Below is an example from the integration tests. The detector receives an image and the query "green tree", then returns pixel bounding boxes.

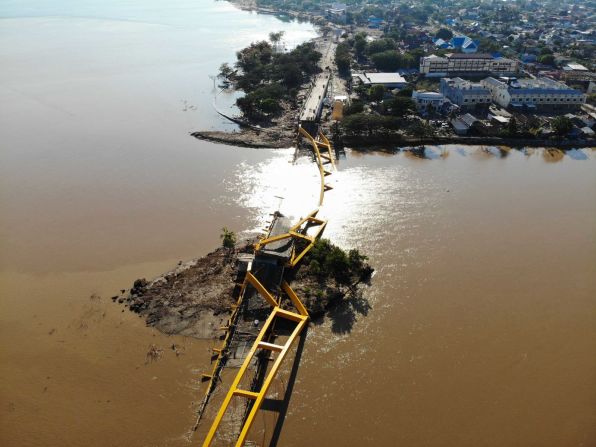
[551,116,573,136]
[335,42,351,74]
[538,54,555,65]
[370,50,402,71]
[435,28,453,40]
[370,50,415,71]
[341,113,370,134]
[326,246,351,285]
[366,38,396,55]
[539,47,553,55]
[354,32,367,57]
[341,113,398,135]
[218,63,234,79]
[348,249,367,274]
[507,116,518,136]
[410,121,435,138]
[260,98,281,114]
[387,96,416,117]
[268,31,284,45]
[397,86,413,97]
[220,227,236,249]
[236,84,284,118]
[343,99,365,115]
[369,84,386,101]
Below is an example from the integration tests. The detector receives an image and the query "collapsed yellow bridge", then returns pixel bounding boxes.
[199,128,335,447]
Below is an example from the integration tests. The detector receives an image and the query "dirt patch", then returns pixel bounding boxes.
[119,239,373,338]
[122,245,251,339]
[191,129,295,149]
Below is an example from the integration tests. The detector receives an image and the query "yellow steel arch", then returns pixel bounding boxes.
[200,128,334,447]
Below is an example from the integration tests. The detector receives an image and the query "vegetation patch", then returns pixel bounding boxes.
[219,35,322,121]
[287,239,374,331]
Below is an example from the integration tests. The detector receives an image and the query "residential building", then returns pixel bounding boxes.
[367,16,383,29]
[450,113,481,135]
[354,72,408,89]
[420,54,518,77]
[326,3,347,24]
[562,63,596,82]
[411,91,448,113]
[480,77,586,109]
[440,77,491,108]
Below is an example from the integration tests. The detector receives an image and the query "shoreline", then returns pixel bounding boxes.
[191,130,295,149]
[227,0,316,22]
[343,134,596,149]
[195,3,594,152]
[193,128,595,150]
[192,0,333,148]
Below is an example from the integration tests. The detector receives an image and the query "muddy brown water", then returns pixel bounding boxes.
[2,2,596,447]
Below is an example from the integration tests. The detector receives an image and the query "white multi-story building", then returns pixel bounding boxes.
[420,53,518,77]
[440,77,491,108]
[326,3,347,23]
[480,77,587,109]
[411,91,448,113]
[354,72,408,89]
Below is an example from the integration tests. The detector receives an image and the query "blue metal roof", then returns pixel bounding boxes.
[451,36,467,47]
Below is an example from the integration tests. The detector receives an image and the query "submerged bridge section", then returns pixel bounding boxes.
[198,128,336,447]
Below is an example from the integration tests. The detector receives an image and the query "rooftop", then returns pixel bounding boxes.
[448,53,494,59]
[358,72,407,85]
[412,91,444,99]
[564,63,589,71]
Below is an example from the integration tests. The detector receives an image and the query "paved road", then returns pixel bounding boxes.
[299,39,335,123]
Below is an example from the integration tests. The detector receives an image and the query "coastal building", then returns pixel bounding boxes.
[420,53,518,78]
[411,91,448,113]
[480,77,586,110]
[440,77,492,109]
[450,113,481,135]
[354,72,408,89]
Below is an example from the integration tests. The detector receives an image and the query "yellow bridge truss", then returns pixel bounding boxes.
[200,128,335,447]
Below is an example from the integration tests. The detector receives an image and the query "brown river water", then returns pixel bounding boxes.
[1,2,595,446]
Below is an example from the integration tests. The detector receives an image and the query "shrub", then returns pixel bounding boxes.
[551,116,573,136]
[304,239,372,286]
[220,227,236,249]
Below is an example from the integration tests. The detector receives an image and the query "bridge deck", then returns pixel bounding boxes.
[299,74,330,123]
[259,214,293,261]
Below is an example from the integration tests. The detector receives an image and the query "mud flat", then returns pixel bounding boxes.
[191,130,295,149]
[121,245,246,339]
